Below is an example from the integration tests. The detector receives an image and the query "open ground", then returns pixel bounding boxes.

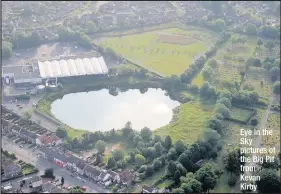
[97,27,216,76]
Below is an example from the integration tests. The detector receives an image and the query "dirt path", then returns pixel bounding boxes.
[231,95,274,193]
[247,96,274,170]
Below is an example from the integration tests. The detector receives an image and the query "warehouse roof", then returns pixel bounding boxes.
[38,56,108,78]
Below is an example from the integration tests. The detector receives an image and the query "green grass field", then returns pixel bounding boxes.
[230,106,254,122]
[98,28,214,76]
[154,100,215,144]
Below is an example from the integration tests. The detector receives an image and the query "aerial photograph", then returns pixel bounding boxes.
[1,1,280,193]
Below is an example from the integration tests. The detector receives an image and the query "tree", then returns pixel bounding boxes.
[167,148,178,161]
[265,40,275,53]
[145,165,154,177]
[200,82,216,99]
[215,103,231,119]
[202,66,214,81]
[147,147,157,159]
[273,81,280,94]
[95,153,103,165]
[218,97,231,109]
[244,23,257,35]
[129,152,135,163]
[138,165,147,173]
[122,121,133,138]
[116,160,126,169]
[207,117,223,134]
[248,92,259,108]
[164,135,172,150]
[178,151,194,172]
[140,127,152,142]
[261,157,279,170]
[56,127,68,138]
[181,183,193,193]
[181,176,202,193]
[95,140,106,154]
[176,162,187,176]
[2,41,13,59]
[22,111,32,120]
[228,174,238,186]
[223,150,240,174]
[112,149,124,162]
[174,140,186,155]
[166,160,177,177]
[153,158,162,171]
[247,57,262,67]
[61,177,65,185]
[135,154,145,167]
[257,169,281,193]
[174,170,181,185]
[218,90,232,101]
[214,19,226,32]
[257,39,263,48]
[250,118,258,126]
[86,21,98,33]
[259,25,279,39]
[107,157,116,168]
[44,168,54,178]
[154,142,162,156]
[172,188,185,193]
[208,59,218,70]
[195,163,218,193]
[269,67,280,82]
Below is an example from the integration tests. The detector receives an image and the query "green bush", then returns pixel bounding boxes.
[228,174,238,186]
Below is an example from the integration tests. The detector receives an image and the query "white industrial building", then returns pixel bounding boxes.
[37,56,108,79]
[2,56,109,87]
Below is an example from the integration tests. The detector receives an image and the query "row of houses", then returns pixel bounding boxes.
[38,145,135,188]
[1,107,62,147]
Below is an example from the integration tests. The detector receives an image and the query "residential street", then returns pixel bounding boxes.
[2,137,109,193]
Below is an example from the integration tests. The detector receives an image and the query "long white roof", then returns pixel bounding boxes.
[38,56,108,78]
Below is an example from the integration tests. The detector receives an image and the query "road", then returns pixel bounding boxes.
[2,137,109,193]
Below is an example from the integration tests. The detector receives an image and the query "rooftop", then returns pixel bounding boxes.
[2,64,41,81]
[38,134,61,145]
[38,56,108,79]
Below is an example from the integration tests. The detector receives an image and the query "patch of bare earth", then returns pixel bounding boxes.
[104,143,121,155]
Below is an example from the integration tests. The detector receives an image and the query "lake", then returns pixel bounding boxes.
[51,88,180,132]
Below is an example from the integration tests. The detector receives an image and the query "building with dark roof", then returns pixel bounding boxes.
[2,64,42,86]
[84,165,101,181]
[19,129,38,143]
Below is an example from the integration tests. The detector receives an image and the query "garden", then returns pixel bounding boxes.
[17,160,38,175]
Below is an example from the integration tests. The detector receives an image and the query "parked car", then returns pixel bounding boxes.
[82,179,87,183]
[76,177,82,180]
[20,145,24,148]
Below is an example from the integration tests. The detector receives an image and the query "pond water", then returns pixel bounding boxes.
[51,88,180,132]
